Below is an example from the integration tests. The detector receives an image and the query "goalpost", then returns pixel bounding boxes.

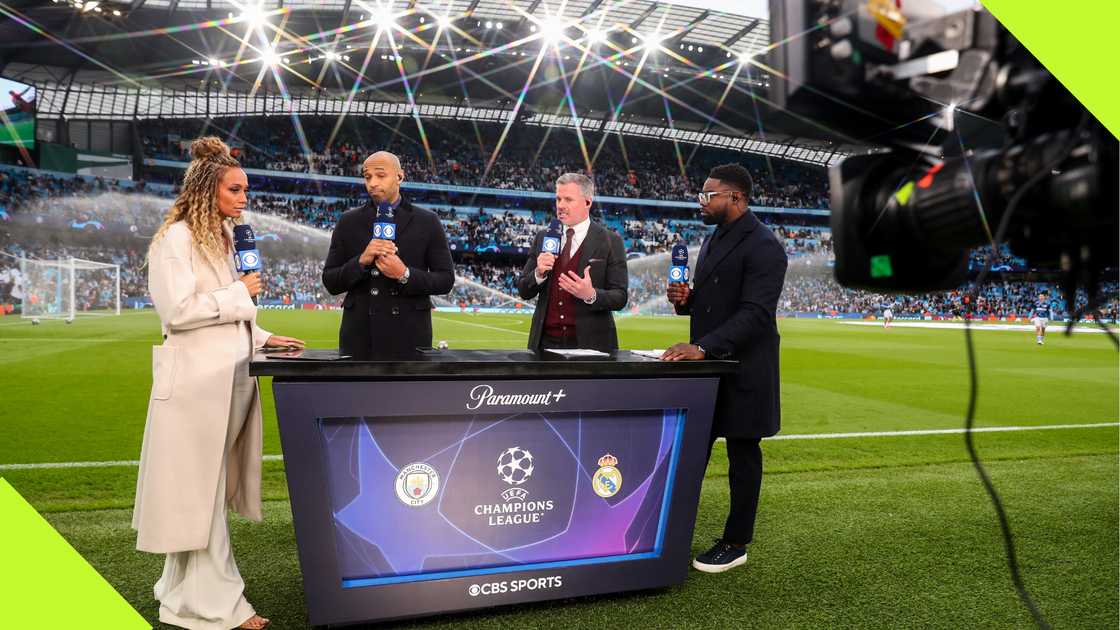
[19,257,121,321]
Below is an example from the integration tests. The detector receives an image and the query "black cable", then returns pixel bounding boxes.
[958,114,1092,630]
[961,316,1052,630]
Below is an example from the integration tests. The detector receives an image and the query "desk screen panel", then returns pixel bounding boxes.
[319,408,685,587]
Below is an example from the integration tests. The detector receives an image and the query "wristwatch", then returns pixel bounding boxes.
[398,267,411,284]
[695,344,706,358]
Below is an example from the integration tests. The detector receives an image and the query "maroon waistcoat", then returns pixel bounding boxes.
[543,241,584,339]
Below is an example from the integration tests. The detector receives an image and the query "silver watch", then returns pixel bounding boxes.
[398,267,410,284]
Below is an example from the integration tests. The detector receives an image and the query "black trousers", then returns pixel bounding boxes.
[706,435,763,545]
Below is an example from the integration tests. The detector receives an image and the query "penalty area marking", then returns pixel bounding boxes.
[3,423,1116,471]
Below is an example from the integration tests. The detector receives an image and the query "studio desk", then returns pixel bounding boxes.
[250,349,736,626]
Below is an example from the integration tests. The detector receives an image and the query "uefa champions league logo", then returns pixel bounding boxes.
[476,447,555,523]
[498,447,534,485]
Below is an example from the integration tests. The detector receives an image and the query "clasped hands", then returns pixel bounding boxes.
[537,252,596,302]
[360,239,407,280]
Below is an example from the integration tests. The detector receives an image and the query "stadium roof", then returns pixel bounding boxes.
[1,0,866,164]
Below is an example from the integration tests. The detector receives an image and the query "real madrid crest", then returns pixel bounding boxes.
[395,462,440,507]
[592,453,622,498]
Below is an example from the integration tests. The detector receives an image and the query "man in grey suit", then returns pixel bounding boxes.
[517,173,628,352]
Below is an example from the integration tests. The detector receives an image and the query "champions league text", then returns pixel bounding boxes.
[474,499,556,526]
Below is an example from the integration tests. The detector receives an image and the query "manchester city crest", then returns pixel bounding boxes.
[395,462,440,507]
[592,453,622,498]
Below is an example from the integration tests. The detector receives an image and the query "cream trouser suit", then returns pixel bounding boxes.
[154,320,257,630]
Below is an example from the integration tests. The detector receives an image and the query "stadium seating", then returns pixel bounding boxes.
[1,164,1115,320]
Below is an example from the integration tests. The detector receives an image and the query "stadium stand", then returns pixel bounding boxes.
[0,158,1114,320]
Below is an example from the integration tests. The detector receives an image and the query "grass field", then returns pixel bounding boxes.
[1,311,1116,629]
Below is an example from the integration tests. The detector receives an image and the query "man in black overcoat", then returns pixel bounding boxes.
[663,163,788,573]
[322,152,454,359]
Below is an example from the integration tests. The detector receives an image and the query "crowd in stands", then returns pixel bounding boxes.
[1,160,1115,320]
[140,117,831,208]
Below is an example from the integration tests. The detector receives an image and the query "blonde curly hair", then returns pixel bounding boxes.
[149,136,242,264]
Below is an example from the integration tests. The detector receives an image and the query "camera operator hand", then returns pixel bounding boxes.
[239,272,262,299]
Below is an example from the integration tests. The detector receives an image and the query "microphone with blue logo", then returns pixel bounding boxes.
[372,202,397,242]
[542,219,562,257]
[669,243,689,285]
[233,224,262,304]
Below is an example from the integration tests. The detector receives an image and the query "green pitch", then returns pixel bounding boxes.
[1,312,1116,628]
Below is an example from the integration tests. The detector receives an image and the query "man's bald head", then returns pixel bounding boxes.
[361,151,405,204]
[363,151,402,173]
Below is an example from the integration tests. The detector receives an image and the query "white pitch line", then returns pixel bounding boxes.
[0,454,285,471]
[718,422,1119,442]
[841,321,1111,334]
[432,315,528,336]
[2,424,1115,471]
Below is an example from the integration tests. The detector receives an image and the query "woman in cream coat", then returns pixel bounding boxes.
[133,137,303,630]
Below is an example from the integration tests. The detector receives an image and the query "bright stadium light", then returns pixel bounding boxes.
[539,16,566,44]
[240,2,268,30]
[260,46,280,67]
[738,50,753,65]
[370,4,395,30]
[586,29,607,44]
[641,31,664,51]
[436,14,451,29]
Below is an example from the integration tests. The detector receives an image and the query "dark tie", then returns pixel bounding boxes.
[560,228,575,265]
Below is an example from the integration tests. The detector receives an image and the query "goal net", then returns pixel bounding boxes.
[20,257,121,320]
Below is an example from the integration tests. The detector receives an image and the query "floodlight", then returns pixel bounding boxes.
[240,3,267,30]
[260,47,280,67]
[539,16,566,44]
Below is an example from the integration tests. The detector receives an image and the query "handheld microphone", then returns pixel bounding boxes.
[233,224,261,275]
[542,219,562,256]
[373,202,397,241]
[233,224,261,305]
[669,243,689,284]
